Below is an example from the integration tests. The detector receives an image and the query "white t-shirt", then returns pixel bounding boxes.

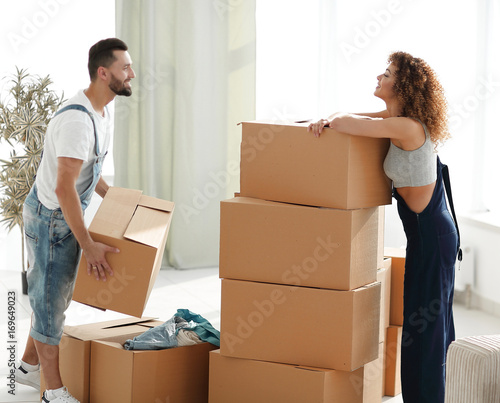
[35,90,111,209]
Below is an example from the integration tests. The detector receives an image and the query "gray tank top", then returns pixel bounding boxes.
[383,121,437,188]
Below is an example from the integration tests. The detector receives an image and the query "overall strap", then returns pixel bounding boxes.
[54,104,99,156]
[441,161,463,262]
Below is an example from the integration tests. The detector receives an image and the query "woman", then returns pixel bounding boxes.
[308,51,460,403]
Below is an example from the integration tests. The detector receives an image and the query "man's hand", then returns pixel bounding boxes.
[83,240,120,281]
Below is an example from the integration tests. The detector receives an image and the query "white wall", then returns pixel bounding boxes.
[0,0,116,176]
[459,216,500,313]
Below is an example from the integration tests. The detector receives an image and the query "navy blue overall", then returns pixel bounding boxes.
[393,156,460,403]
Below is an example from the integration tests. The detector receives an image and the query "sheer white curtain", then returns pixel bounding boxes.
[114,0,256,269]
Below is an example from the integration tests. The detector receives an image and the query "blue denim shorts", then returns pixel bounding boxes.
[23,187,81,345]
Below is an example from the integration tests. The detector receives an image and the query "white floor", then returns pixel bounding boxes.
[0,266,500,402]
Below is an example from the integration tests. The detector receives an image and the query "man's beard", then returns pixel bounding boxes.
[109,74,132,97]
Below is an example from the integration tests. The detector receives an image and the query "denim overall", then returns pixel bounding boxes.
[24,104,107,345]
[394,156,460,403]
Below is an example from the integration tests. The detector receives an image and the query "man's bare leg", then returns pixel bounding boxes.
[33,339,63,390]
[21,334,39,366]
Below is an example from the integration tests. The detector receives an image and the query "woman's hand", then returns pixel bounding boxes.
[307,118,331,138]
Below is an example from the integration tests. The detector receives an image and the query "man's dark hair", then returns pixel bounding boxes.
[88,38,128,81]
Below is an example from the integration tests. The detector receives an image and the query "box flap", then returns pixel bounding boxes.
[64,316,156,341]
[139,194,174,212]
[123,205,173,248]
[89,187,143,239]
[240,120,312,128]
[138,319,164,329]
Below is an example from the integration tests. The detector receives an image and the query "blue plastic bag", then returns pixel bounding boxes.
[124,309,220,350]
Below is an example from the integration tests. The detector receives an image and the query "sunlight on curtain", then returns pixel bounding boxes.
[115,0,256,269]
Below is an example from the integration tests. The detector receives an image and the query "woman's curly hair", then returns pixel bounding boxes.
[388,51,450,147]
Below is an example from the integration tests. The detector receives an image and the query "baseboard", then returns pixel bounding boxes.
[454,289,500,318]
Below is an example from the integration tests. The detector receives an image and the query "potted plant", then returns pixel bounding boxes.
[0,68,64,294]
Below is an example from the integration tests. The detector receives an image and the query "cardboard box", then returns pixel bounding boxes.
[385,325,402,396]
[239,121,392,209]
[377,258,392,343]
[220,197,379,290]
[72,187,174,317]
[362,342,385,402]
[209,350,366,403]
[90,335,217,403]
[40,317,161,403]
[384,247,406,326]
[220,279,380,371]
[377,207,385,268]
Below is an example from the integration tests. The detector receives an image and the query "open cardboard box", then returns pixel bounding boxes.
[209,350,366,403]
[220,197,380,290]
[220,279,381,371]
[384,247,406,326]
[385,325,403,396]
[40,317,162,403]
[377,258,392,343]
[72,187,174,317]
[363,342,385,402]
[89,335,217,403]
[239,120,392,209]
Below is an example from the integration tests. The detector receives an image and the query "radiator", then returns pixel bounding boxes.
[445,335,500,403]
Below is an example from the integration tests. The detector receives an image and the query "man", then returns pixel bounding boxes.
[16,38,135,403]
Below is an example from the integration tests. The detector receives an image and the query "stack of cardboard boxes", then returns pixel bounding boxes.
[209,121,395,402]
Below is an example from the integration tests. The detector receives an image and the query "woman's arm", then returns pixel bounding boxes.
[352,110,390,119]
[324,110,389,121]
[309,110,390,137]
[328,110,390,119]
[329,114,405,139]
[308,113,421,142]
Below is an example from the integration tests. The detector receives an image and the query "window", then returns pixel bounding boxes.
[256,0,498,214]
